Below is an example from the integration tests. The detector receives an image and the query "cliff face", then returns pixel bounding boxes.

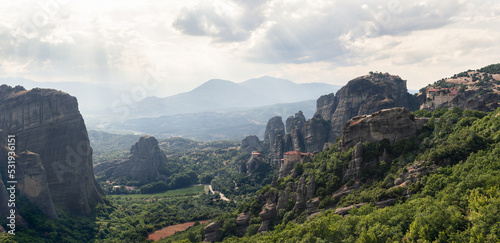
[263,116,285,167]
[263,116,285,146]
[317,73,412,140]
[94,135,164,181]
[16,151,57,219]
[340,108,428,151]
[0,85,103,217]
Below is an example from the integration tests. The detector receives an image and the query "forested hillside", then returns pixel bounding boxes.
[167,107,500,242]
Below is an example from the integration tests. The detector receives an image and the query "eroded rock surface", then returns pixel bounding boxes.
[0,85,103,217]
[94,135,164,181]
[340,108,428,151]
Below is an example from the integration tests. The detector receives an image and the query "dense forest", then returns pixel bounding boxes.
[167,107,500,242]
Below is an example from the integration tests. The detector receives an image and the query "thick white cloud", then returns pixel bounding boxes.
[172,0,269,42]
[0,0,499,95]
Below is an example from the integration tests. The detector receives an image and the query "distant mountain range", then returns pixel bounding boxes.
[109,76,341,119]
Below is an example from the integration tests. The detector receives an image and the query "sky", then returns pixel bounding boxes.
[0,0,499,97]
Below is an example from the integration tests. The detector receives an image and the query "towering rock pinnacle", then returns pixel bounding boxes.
[94,135,165,181]
[263,116,285,146]
[0,85,104,217]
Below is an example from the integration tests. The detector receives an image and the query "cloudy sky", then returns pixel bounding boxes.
[0,0,499,96]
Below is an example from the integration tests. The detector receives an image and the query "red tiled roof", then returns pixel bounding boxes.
[283,150,313,156]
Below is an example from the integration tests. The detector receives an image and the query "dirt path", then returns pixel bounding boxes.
[208,185,230,201]
[147,219,212,241]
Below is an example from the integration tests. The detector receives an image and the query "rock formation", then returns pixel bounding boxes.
[258,190,278,232]
[317,73,413,140]
[302,115,330,153]
[204,221,222,242]
[421,89,499,112]
[16,151,57,219]
[263,116,285,146]
[418,68,500,112]
[241,135,262,153]
[340,107,428,151]
[267,72,416,162]
[393,161,438,189]
[243,152,264,175]
[285,111,306,133]
[339,107,429,182]
[0,85,103,217]
[236,212,250,236]
[94,135,165,181]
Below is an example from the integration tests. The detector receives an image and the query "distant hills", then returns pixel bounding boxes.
[112,76,341,119]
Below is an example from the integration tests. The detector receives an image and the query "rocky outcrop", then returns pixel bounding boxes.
[0,85,103,217]
[276,185,291,211]
[94,135,164,181]
[422,89,499,112]
[334,203,367,216]
[293,175,307,211]
[306,175,315,200]
[241,135,262,153]
[204,221,222,243]
[263,116,285,146]
[393,161,438,189]
[286,111,306,133]
[343,142,363,181]
[236,212,250,236]
[315,93,338,122]
[316,73,413,141]
[340,107,428,151]
[268,134,284,167]
[266,73,414,159]
[16,151,57,219]
[302,115,330,153]
[306,197,320,212]
[245,152,264,175]
[258,203,277,232]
